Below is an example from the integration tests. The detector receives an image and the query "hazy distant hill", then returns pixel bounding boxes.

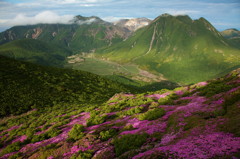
[221,28,240,49]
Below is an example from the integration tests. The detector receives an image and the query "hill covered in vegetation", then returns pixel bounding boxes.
[0,39,72,67]
[97,14,240,84]
[0,55,131,117]
[0,68,239,159]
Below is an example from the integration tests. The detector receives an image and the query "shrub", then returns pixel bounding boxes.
[9,152,23,159]
[0,142,22,156]
[31,133,49,143]
[123,124,135,131]
[99,129,117,141]
[70,150,93,159]
[149,102,159,109]
[117,106,144,117]
[198,80,235,97]
[137,108,165,121]
[87,112,107,126]
[158,95,174,105]
[46,127,62,138]
[113,133,148,156]
[223,89,240,113]
[68,124,85,141]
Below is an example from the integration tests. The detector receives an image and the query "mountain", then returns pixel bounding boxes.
[0,55,131,117]
[221,29,240,49]
[114,18,151,32]
[0,68,239,159]
[0,15,130,53]
[221,28,240,39]
[97,14,240,84]
[0,39,72,67]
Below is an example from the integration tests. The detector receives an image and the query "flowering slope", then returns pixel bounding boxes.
[0,69,240,159]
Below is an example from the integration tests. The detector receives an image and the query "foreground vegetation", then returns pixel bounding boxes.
[0,68,239,159]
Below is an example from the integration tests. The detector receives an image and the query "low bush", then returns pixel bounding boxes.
[87,112,107,126]
[113,133,148,156]
[137,108,165,121]
[0,142,22,156]
[70,150,93,159]
[198,80,235,97]
[68,124,85,141]
[99,129,117,141]
[117,106,144,117]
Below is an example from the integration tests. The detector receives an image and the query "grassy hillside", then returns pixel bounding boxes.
[0,55,131,117]
[0,39,72,67]
[0,68,239,159]
[97,14,240,84]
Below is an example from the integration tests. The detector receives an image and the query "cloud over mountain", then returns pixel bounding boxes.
[3,11,74,27]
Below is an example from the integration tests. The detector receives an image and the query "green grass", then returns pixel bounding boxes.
[67,57,139,76]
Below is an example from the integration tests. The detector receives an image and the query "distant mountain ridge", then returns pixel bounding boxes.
[0,15,131,53]
[221,28,240,49]
[221,28,240,39]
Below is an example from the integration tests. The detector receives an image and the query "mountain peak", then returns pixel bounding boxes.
[114,17,151,32]
[70,15,105,24]
[153,13,193,23]
[161,13,172,17]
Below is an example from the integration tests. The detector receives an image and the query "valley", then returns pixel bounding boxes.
[0,11,239,159]
[65,53,165,82]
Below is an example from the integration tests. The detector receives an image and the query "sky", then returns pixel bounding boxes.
[0,0,239,32]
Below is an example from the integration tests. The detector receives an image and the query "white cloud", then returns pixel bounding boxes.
[1,11,74,27]
[74,17,98,25]
[164,9,199,16]
[50,0,111,4]
[102,16,134,22]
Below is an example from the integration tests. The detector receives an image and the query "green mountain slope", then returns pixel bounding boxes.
[0,39,72,67]
[0,55,131,117]
[0,16,130,53]
[97,14,240,84]
[221,29,240,49]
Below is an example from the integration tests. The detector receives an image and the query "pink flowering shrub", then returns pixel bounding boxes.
[1,70,239,159]
[133,132,240,159]
[64,145,93,158]
[145,92,170,100]
[11,135,27,144]
[93,146,115,159]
